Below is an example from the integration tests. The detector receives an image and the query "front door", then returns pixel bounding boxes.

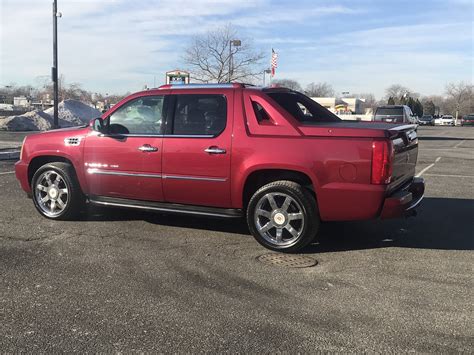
[84,95,167,201]
[162,93,233,208]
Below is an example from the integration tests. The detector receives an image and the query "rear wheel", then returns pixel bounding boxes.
[32,162,85,220]
[246,180,319,252]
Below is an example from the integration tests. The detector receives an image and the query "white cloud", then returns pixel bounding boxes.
[0,0,471,97]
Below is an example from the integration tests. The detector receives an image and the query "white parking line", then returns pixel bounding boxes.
[454,140,465,148]
[0,171,15,175]
[424,173,474,178]
[416,164,435,177]
[416,156,442,177]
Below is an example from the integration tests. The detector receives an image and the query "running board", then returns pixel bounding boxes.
[88,196,243,218]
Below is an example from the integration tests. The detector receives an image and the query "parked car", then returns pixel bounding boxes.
[418,115,434,126]
[15,84,425,252]
[461,114,474,126]
[373,105,418,124]
[433,115,455,126]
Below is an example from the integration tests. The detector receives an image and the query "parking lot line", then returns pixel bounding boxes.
[454,140,465,148]
[0,171,15,175]
[424,173,474,178]
[416,164,435,177]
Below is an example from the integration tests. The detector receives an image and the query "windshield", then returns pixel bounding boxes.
[421,116,432,121]
[464,116,474,120]
[265,91,340,123]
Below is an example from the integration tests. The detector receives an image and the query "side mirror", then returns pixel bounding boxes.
[90,117,104,132]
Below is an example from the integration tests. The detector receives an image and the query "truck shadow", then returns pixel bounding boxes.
[305,197,473,253]
[82,197,473,252]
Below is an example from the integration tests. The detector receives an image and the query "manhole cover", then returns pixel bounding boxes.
[257,253,317,268]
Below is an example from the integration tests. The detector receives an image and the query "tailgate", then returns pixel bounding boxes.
[388,125,418,192]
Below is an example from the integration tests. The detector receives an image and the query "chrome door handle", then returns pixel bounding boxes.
[138,144,159,152]
[204,147,226,154]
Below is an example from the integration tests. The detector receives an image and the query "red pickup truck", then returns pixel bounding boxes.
[15,84,424,252]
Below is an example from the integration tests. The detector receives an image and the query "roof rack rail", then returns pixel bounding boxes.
[158,83,244,90]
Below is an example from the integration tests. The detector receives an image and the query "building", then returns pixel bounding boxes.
[311,97,366,115]
[13,96,31,108]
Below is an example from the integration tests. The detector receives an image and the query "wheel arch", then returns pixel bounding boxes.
[241,168,318,210]
[27,155,85,191]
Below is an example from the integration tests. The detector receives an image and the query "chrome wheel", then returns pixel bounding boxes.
[254,192,305,247]
[34,170,69,217]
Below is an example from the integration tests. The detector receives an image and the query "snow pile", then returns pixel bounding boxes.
[0,100,101,131]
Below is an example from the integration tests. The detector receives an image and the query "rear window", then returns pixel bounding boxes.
[265,91,340,123]
[374,108,404,122]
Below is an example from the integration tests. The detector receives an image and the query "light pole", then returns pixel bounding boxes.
[52,0,62,129]
[228,39,241,83]
[262,69,271,86]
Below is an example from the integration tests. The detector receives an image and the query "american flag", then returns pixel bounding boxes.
[271,48,278,77]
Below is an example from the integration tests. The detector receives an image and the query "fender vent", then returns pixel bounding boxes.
[64,137,82,146]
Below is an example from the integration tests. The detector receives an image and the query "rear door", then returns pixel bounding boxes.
[162,92,233,207]
[84,95,167,201]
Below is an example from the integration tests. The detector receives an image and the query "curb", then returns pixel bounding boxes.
[0,150,20,161]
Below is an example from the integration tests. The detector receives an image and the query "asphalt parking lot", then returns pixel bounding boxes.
[0,126,473,352]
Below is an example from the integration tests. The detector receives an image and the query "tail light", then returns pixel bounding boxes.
[371,140,393,184]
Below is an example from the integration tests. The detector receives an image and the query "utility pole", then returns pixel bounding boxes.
[228,40,241,83]
[52,0,61,129]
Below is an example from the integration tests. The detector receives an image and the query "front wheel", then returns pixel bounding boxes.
[246,180,320,252]
[32,162,85,220]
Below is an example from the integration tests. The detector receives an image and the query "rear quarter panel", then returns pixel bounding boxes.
[231,91,386,220]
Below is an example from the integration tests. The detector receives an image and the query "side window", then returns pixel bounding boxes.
[252,101,271,123]
[172,94,227,136]
[109,96,165,135]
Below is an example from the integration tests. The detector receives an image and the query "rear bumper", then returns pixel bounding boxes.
[380,177,425,219]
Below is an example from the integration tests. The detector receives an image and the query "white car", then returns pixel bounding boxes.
[433,115,455,126]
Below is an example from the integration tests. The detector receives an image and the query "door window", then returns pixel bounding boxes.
[108,96,165,135]
[171,95,227,136]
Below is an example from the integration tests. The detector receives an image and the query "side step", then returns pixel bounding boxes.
[88,195,243,219]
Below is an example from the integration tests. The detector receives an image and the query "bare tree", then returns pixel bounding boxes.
[305,82,335,97]
[444,82,473,120]
[271,79,302,91]
[385,84,410,101]
[183,24,265,83]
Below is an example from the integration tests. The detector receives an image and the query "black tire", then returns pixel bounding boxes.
[246,180,319,252]
[31,162,85,220]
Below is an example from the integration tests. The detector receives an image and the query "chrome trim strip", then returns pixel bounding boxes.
[87,168,162,178]
[89,200,239,218]
[163,134,215,138]
[163,174,227,182]
[87,168,227,182]
[98,133,215,138]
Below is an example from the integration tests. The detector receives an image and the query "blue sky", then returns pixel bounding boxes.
[0,0,472,98]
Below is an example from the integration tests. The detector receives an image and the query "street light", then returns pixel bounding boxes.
[228,39,241,83]
[52,0,62,129]
[263,69,271,86]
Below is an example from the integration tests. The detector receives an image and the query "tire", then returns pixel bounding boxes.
[31,162,85,220]
[246,180,320,252]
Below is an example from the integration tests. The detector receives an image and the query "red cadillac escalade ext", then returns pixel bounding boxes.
[15,83,424,252]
